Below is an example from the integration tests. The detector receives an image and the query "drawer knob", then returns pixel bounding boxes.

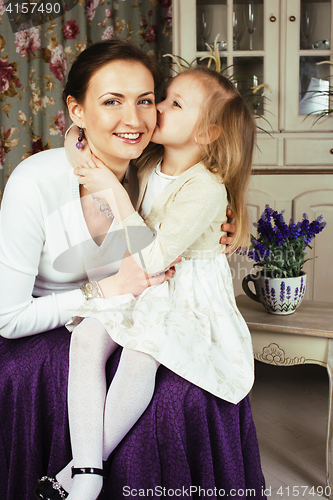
[330,148,333,154]
[289,15,296,22]
[270,15,276,22]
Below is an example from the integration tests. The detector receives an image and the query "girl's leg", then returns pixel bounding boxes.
[57,330,159,498]
[60,318,118,500]
[102,348,160,460]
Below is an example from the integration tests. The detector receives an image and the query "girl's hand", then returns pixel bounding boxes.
[221,208,237,254]
[74,156,118,195]
[98,252,182,298]
[75,155,135,223]
[64,124,96,169]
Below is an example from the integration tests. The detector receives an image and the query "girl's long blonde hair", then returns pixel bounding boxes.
[187,66,256,254]
[138,66,256,254]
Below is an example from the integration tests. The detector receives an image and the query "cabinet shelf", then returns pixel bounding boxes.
[195,51,266,56]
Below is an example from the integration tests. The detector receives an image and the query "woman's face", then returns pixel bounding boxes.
[73,60,157,170]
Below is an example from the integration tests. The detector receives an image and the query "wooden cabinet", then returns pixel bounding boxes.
[173,0,333,301]
[284,0,333,133]
[173,0,333,134]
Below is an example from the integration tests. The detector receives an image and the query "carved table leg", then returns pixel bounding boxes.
[326,338,333,497]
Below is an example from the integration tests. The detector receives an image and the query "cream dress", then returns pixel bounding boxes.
[67,162,254,405]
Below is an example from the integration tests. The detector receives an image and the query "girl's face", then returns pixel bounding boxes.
[71,60,156,169]
[152,73,205,150]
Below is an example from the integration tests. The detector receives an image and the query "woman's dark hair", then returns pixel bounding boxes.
[63,39,163,106]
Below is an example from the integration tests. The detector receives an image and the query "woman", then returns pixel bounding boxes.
[0,40,265,500]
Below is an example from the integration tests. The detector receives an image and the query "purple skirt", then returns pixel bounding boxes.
[0,327,266,500]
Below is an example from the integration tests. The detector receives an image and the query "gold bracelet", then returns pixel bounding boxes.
[81,281,104,300]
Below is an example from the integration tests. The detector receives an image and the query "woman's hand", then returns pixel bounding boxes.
[64,124,96,169]
[74,156,118,195]
[221,208,237,254]
[98,252,181,298]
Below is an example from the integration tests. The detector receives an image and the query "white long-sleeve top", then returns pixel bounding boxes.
[0,148,136,339]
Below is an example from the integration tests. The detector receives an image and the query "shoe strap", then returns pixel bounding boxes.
[71,467,105,478]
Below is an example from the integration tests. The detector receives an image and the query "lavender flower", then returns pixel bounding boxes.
[247,205,327,278]
[300,276,304,295]
[288,219,301,240]
[264,279,270,299]
[280,281,285,301]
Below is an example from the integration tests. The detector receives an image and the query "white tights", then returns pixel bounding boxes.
[56,318,159,500]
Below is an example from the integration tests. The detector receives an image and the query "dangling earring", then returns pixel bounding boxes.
[76,127,85,149]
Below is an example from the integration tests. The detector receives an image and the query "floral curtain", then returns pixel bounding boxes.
[0,0,172,197]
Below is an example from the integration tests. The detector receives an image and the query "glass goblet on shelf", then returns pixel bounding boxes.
[245,1,256,51]
[233,7,244,50]
[197,9,212,51]
[301,4,314,49]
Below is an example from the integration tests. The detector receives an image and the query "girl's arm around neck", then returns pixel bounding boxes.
[118,168,228,275]
[104,181,135,223]
[74,156,135,223]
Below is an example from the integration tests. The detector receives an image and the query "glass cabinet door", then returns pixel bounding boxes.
[285,0,333,131]
[193,0,279,131]
[195,0,265,52]
[174,0,333,135]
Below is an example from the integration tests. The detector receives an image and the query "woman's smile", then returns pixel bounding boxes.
[114,132,143,144]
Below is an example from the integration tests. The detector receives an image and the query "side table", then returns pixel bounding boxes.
[236,295,333,494]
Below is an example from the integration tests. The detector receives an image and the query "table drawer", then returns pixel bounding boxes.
[285,139,333,166]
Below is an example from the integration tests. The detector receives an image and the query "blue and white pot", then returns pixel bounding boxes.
[242,272,306,315]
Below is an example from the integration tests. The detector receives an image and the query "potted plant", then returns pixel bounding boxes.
[242,205,326,315]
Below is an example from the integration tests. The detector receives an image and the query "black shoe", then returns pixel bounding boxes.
[34,476,68,500]
[71,466,105,478]
[71,466,106,494]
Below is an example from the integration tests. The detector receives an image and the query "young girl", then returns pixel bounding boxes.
[40,66,256,500]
